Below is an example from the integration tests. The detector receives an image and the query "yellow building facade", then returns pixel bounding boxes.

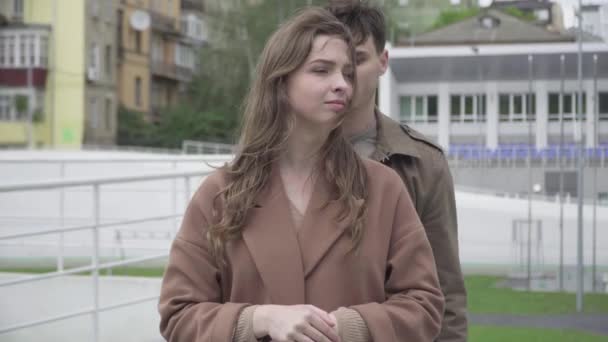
[118,0,186,122]
[0,0,85,148]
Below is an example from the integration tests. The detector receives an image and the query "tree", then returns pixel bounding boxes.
[431,7,480,30]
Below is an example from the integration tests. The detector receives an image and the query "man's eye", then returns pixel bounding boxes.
[356,57,367,65]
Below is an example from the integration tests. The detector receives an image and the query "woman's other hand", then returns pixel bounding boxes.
[253,304,340,342]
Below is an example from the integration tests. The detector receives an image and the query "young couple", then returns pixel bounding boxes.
[159,1,467,341]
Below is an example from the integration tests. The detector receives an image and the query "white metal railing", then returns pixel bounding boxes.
[0,169,216,341]
[182,140,234,154]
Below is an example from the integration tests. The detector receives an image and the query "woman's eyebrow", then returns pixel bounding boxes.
[307,59,336,66]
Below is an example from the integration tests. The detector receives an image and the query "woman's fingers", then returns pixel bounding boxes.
[307,313,339,342]
[309,305,335,327]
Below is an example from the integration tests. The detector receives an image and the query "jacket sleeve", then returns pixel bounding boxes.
[350,185,445,342]
[158,180,250,341]
[423,154,468,342]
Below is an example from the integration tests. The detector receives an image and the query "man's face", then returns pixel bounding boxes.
[351,36,388,111]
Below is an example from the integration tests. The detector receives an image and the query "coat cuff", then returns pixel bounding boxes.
[333,307,372,342]
[233,305,259,342]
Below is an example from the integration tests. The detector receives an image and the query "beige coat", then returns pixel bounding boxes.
[158,158,444,341]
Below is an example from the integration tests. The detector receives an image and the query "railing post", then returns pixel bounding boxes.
[171,161,178,233]
[92,184,100,342]
[184,176,191,204]
[58,161,65,272]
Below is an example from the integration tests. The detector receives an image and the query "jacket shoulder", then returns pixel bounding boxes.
[191,167,229,207]
[362,158,406,192]
[399,123,445,155]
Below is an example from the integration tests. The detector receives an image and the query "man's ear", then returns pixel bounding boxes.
[379,49,389,76]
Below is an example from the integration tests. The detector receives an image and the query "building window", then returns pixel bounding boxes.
[399,95,437,123]
[534,9,550,21]
[135,76,142,107]
[135,31,142,53]
[599,92,608,121]
[90,97,98,128]
[19,35,27,66]
[152,38,163,62]
[451,93,486,122]
[40,35,48,67]
[0,36,5,66]
[548,92,587,121]
[13,0,24,21]
[105,97,112,130]
[90,43,99,72]
[105,45,112,78]
[7,36,15,66]
[28,34,35,65]
[0,95,12,121]
[499,93,535,122]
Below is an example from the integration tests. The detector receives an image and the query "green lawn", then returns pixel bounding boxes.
[1,268,607,315]
[2,268,608,340]
[469,326,608,342]
[466,275,608,315]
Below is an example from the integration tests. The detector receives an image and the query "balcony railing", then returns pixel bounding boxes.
[181,0,205,12]
[149,10,179,35]
[151,59,193,82]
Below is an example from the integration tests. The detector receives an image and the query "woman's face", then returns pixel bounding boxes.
[286,35,354,130]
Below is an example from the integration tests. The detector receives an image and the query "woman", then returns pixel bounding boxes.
[158,7,444,342]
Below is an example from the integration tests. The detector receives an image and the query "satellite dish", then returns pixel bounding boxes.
[130,10,150,31]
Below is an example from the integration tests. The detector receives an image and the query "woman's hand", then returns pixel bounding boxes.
[253,304,340,342]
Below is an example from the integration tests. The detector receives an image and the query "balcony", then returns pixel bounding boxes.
[149,11,180,35]
[0,68,48,88]
[182,0,205,12]
[0,26,51,86]
[151,59,192,82]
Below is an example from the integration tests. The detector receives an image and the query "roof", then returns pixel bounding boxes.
[399,9,572,46]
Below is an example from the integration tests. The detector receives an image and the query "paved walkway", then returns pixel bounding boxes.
[470,313,608,336]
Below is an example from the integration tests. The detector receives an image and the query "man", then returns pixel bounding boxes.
[327,1,468,341]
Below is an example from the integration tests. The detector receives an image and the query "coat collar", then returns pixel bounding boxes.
[371,109,421,161]
[241,165,350,304]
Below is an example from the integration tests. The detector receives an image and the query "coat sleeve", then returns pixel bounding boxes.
[158,178,250,341]
[422,154,468,342]
[350,185,445,342]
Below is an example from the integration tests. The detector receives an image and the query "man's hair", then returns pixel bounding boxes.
[326,0,386,53]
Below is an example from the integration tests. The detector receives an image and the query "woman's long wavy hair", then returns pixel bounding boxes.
[208,7,369,261]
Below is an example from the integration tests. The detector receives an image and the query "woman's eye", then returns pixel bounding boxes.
[312,68,328,74]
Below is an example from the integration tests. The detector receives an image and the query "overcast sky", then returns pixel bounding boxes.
[478,0,608,28]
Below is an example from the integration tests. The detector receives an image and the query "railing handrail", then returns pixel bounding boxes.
[0,154,233,163]
[0,253,169,288]
[0,162,216,339]
[0,169,211,192]
[0,213,181,240]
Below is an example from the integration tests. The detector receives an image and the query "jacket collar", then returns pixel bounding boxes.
[371,108,421,161]
[241,165,350,304]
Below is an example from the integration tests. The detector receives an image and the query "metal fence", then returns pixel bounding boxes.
[181,140,234,154]
[0,165,222,341]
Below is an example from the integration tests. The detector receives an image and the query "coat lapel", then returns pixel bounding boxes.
[241,168,306,305]
[296,174,350,278]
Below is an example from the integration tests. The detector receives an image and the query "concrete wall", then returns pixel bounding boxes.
[451,165,608,201]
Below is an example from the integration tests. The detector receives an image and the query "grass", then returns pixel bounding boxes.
[466,275,608,315]
[2,268,607,340]
[469,326,608,342]
[2,266,607,314]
